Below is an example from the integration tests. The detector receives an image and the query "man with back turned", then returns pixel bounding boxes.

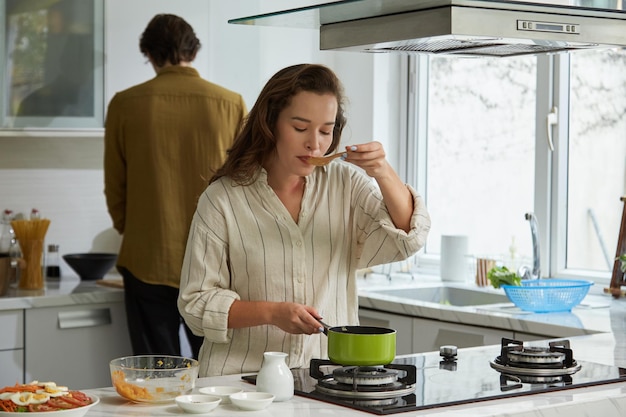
[104,14,247,358]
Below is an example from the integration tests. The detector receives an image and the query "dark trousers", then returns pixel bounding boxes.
[119,267,204,359]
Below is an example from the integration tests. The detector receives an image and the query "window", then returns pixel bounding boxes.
[410,55,537,275]
[0,0,104,129]
[407,49,626,286]
[566,49,626,274]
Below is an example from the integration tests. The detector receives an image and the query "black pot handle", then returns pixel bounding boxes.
[317,319,330,335]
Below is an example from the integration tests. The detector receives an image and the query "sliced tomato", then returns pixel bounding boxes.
[58,393,92,407]
[29,403,61,412]
[67,391,91,403]
[47,397,79,409]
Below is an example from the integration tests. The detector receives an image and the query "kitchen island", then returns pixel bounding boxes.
[81,333,626,417]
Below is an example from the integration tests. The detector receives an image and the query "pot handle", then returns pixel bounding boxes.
[317,319,330,335]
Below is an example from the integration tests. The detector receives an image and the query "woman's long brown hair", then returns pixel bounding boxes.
[210,64,347,185]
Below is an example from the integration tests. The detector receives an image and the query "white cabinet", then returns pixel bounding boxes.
[0,1,104,129]
[0,310,24,385]
[411,317,514,353]
[25,301,132,389]
[514,332,554,341]
[359,308,414,355]
[359,308,515,354]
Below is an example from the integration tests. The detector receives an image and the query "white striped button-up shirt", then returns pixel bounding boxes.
[178,161,430,376]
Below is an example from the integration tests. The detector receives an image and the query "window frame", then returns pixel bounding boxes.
[402,53,611,289]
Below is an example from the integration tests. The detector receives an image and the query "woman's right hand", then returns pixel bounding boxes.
[228,300,322,334]
[271,302,323,335]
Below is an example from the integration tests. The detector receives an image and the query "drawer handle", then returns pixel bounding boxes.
[57,308,112,329]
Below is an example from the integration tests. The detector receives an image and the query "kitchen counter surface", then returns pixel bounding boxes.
[357,274,622,338]
[82,333,626,417]
[1,271,618,341]
[5,272,626,415]
[0,275,124,310]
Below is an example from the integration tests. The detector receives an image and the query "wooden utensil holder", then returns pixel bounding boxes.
[18,239,44,290]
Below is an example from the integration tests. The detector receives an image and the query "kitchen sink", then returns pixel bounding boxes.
[372,286,510,306]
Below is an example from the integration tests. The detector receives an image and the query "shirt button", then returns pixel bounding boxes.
[296,241,302,247]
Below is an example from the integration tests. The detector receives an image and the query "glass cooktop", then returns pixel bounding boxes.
[243,345,626,415]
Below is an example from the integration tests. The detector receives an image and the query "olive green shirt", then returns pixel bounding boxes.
[104,66,246,288]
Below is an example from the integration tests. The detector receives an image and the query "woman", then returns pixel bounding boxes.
[178,63,430,376]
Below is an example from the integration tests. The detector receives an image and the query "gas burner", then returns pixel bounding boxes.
[507,346,567,367]
[490,338,581,379]
[310,359,416,400]
[498,372,573,391]
[333,366,400,385]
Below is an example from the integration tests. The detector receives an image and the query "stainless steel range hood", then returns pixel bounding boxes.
[229,0,626,57]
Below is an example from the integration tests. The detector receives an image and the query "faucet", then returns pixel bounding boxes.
[518,212,541,280]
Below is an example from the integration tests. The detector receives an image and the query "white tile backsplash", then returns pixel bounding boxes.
[0,136,120,278]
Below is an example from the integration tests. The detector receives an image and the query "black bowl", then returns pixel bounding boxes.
[63,253,118,280]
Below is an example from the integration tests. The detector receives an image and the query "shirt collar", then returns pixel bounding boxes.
[156,66,200,78]
[256,167,317,187]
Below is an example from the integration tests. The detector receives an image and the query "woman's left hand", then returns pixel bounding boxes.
[342,141,393,180]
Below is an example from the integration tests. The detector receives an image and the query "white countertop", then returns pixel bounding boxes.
[5,271,626,415]
[81,333,626,417]
[0,275,124,309]
[357,274,620,338]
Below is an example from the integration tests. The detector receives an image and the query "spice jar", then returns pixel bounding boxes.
[46,244,61,279]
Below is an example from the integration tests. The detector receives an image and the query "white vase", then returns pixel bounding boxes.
[256,351,294,402]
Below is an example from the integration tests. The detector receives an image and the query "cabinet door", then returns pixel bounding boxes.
[359,308,414,355]
[0,350,23,386]
[25,302,132,389]
[0,309,24,385]
[514,332,553,341]
[411,318,514,353]
[0,309,23,350]
[1,0,105,129]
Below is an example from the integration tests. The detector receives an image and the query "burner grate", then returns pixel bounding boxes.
[492,338,581,377]
[310,359,416,400]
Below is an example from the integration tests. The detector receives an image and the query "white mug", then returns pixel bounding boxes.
[440,235,469,282]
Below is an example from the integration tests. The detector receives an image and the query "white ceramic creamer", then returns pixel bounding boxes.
[256,351,294,402]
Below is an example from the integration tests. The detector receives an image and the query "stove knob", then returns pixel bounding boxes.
[439,360,458,371]
[439,345,458,360]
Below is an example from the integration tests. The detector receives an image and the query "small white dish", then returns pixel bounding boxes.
[175,394,221,414]
[198,386,243,404]
[229,392,275,411]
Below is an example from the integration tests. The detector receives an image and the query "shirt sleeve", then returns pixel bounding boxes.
[103,94,127,234]
[352,172,431,268]
[177,188,240,344]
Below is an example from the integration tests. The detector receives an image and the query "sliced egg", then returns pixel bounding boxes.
[39,383,69,397]
[0,392,14,400]
[10,392,50,406]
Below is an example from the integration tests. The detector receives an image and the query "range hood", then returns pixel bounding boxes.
[229,0,626,57]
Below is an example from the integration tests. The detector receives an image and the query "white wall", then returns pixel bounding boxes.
[0,0,400,277]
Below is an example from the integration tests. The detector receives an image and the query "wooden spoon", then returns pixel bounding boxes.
[307,153,346,166]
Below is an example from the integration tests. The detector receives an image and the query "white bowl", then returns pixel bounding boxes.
[198,386,243,404]
[229,392,275,411]
[175,394,221,414]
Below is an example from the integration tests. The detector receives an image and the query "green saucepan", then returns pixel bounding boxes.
[318,320,396,366]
